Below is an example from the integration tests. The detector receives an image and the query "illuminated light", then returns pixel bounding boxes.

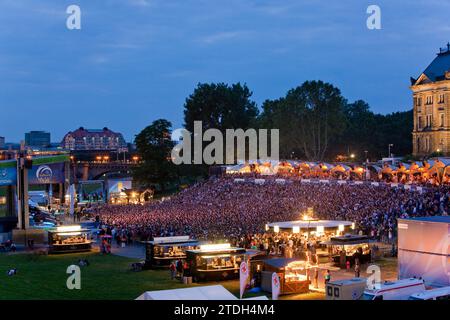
[265,224,269,231]
[199,243,231,251]
[302,215,310,221]
[338,224,345,232]
[58,232,82,236]
[292,226,300,234]
[351,223,355,230]
[274,225,280,233]
[316,226,325,234]
[56,225,81,232]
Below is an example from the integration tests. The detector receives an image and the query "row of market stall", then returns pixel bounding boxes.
[225,158,450,184]
[141,217,373,296]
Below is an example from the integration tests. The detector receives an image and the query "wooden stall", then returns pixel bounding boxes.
[261,258,310,295]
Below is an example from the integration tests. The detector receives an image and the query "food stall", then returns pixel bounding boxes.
[48,225,92,254]
[143,236,200,269]
[261,258,310,295]
[322,234,373,267]
[186,244,247,282]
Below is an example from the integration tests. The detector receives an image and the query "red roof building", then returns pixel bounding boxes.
[61,127,127,151]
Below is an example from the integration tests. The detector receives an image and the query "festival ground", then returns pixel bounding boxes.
[0,247,398,300]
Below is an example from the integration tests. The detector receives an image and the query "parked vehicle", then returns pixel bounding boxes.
[360,278,425,300]
[409,286,450,300]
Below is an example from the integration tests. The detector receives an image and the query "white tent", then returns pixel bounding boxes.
[136,285,268,300]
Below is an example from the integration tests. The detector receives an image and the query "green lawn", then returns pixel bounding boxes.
[0,252,210,300]
[0,252,328,300]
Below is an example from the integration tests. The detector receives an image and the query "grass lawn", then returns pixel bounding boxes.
[0,251,331,300]
[0,251,270,300]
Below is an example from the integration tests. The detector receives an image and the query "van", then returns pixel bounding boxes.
[360,278,425,300]
[326,278,367,300]
[408,286,450,300]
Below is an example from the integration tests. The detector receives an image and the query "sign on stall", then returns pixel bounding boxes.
[319,180,330,184]
[254,179,265,185]
[354,181,363,185]
[391,183,399,188]
[301,179,311,183]
[371,182,379,186]
[272,272,280,300]
[275,179,286,184]
[239,262,249,299]
[337,180,347,185]
[234,178,245,183]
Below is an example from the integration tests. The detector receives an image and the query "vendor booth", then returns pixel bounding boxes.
[48,225,92,254]
[186,243,247,282]
[143,236,200,269]
[322,234,373,267]
[261,258,310,295]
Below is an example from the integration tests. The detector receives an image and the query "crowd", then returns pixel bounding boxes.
[90,177,450,247]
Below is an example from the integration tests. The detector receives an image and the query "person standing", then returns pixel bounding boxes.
[354,263,361,278]
[169,262,177,280]
[324,269,331,287]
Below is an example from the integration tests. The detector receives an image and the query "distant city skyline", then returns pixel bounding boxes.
[1,0,450,142]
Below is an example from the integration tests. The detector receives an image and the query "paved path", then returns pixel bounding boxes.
[93,241,146,260]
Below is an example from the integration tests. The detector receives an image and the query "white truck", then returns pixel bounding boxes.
[360,278,426,300]
[408,286,450,300]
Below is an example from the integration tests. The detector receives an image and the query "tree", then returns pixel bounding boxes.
[258,81,347,161]
[183,82,259,133]
[133,119,176,190]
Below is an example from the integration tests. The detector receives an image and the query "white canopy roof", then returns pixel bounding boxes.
[267,220,353,230]
[136,285,268,300]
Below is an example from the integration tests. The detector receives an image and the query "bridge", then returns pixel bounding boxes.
[71,161,139,181]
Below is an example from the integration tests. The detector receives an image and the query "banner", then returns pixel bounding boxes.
[0,161,17,186]
[239,261,249,299]
[28,162,65,185]
[271,272,280,300]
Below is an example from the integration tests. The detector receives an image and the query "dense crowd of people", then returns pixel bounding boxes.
[90,176,450,247]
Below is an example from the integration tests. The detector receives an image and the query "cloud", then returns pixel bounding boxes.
[199,31,249,45]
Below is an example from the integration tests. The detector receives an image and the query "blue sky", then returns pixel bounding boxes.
[1,0,449,143]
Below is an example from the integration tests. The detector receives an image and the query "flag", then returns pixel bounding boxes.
[272,272,281,300]
[239,261,249,299]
